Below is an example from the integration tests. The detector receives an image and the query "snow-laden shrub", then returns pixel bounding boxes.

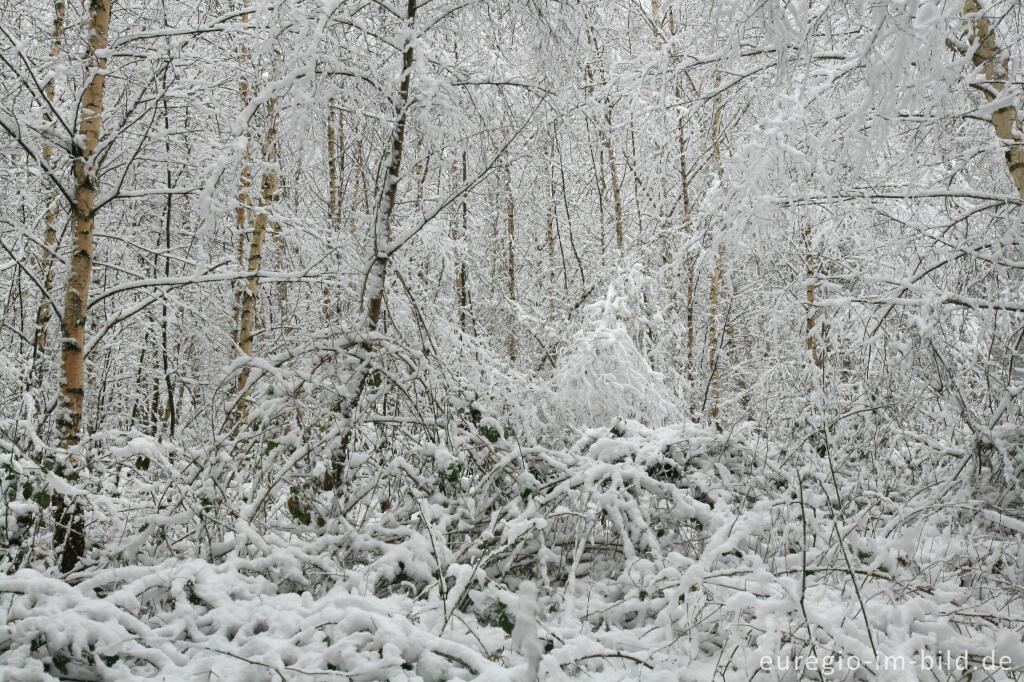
[549,271,675,431]
[1,355,58,572]
[4,408,1024,680]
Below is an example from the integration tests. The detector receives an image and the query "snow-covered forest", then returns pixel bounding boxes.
[1,0,1023,679]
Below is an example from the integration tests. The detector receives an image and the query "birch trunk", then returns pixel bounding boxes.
[236,90,280,404]
[54,0,111,573]
[231,0,252,351]
[962,0,1024,199]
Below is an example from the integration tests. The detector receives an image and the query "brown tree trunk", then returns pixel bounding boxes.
[54,0,111,573]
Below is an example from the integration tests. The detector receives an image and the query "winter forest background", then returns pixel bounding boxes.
[1,0,1023,679]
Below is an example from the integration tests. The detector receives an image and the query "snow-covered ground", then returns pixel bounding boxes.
[4,422,1022,680]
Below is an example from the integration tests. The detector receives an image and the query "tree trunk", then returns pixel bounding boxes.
[962,0,1024,199]
[54,0,111,573]
[364,0,415,333]
[653,3,695,388]
[161,76,177,436]
[707,72,726,420]
[805,224,820,368]
[327,98,340,231]
[672,11,695,387]
[454,151,469,332]
[231,0,252,351]
[326,0,417,488]
[546,149,557,319]
[268,61,286,317]
[602,108,624,251]
[583,29,607,257]
[506,160,517,362]
[31,1,66,382]
[681,116,694,385]
[236,90,280,404]
[350,137,364,235]
[323,99,339,320]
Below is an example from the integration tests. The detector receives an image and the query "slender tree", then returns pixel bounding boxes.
[29,1,65,382]
[327,98,340,231]
[707,71,726,420]
[53,0,112,573]
[505,157,517,362]
[231,0,253,352]
[236,73,281,407]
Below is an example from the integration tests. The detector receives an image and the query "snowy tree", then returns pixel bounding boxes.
[1,1,1023,679]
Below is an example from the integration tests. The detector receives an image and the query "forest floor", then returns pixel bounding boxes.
[3,421,1024,681]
